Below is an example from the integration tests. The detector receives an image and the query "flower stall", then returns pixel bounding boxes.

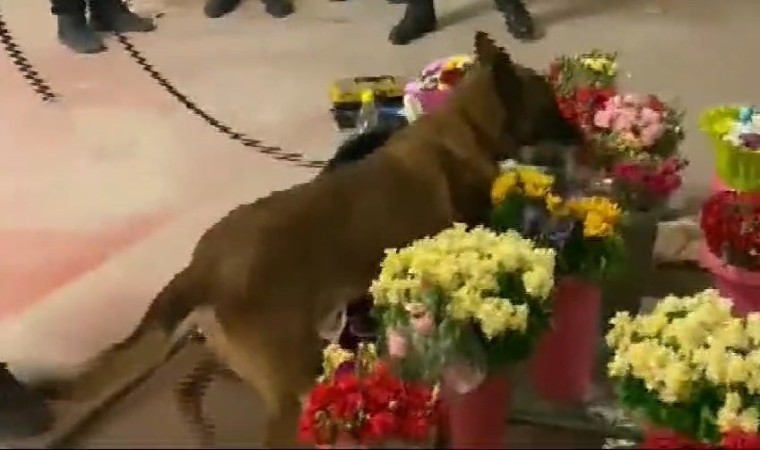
[606,289,760,448]
[370,224,556,447]
[489,165,625,404]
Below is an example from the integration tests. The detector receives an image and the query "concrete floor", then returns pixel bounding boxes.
[0,0,757,446]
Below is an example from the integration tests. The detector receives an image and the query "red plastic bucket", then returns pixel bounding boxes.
[530,277,601,404]
[443,370,510,448]
[641,425,703,448]
[699,244,760,316]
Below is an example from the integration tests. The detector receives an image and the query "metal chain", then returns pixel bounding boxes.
[115,33,327,169]
[0,6,59,102]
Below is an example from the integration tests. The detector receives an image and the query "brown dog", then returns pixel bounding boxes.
[44,32,559,446]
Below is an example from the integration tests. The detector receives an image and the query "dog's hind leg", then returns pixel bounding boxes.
[204,309,322,447]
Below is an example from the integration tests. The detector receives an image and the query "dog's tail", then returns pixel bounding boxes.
[41,267,204,401]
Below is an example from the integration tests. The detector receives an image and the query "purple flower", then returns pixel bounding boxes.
[335,360,356,378]
[522,204,550,238]
[544,219,576,250]
[740,133,760,150]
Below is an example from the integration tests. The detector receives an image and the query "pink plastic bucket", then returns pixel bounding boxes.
[530,277,601,404]
[444,370,510,448]
[711,173,732,194]
[699,243,760,316]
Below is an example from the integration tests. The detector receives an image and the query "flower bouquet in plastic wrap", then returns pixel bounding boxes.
[588,93,686,173]
[298,343,440,448]
[700,105,760,192]
[606,289,760,448]
[489,165,625,403]
[403,55,474,122]
[370,224,556,447]
[547,49,619,131]
[699,190,760,315]
[489,165,625,283]
[608,155,688,213]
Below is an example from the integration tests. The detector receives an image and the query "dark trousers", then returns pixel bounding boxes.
[51,0,87,14]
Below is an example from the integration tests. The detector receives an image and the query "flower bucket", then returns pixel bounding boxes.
[530,277,601,404]
[601,210,659,322]
[640,425,704,449]
[712,173,733,194]
[316,442,366,449]
[711,136,760,193]
[318,439,429,449]
[403,87,451,118]
[701,106,760,192]
[443,370,510,448]
[699,243,760,316]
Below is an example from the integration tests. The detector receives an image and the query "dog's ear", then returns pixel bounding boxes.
[472,31,524,142]
[473,31,503,67]
[473,31,520,88]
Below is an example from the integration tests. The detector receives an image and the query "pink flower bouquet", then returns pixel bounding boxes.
[589,93,685,167]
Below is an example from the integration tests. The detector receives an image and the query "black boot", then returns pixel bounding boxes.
[261,0,294,18]
[89,0,156,33]
[0,363,54,439]
[388,0,436,45]
[493,0,536,41]
[203,0,241,17]
[57,13,106,54]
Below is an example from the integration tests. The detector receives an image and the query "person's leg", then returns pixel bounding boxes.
[89,0,156,33]
[0,363,54,439]
[493,0,536,41]
[261,0,294,18]
[388,0,436,46]
[51,0,105,54]
[203,0,242,18]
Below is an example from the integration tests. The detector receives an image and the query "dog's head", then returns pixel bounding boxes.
[450,32,580,158]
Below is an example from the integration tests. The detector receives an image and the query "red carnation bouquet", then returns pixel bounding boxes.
[700,190,760,271]
[640,429,760,449]
[611,156,688,211]
[299,343,440,448]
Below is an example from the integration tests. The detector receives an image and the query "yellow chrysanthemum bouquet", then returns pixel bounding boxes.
[489,166,625,281]
[489,165,627,403]
[369,224,556,391]
[607,289,760,444]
